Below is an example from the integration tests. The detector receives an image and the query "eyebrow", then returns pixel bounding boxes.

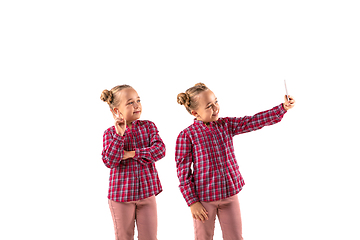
[206,98,217,106]
[127,96,140,102]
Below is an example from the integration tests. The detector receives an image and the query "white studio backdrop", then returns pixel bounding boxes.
[1,1,359,240]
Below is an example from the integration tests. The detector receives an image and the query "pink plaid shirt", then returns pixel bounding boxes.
[175,104,287,206]
[102,120,165,202]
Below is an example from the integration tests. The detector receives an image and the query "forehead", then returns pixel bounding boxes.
[198,90,216,103]
[118,88,139,100]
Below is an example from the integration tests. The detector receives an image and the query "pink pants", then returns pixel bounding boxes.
[193,195,243,240]
[108,196,157,240]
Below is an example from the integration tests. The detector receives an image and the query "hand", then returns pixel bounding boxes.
[123,151,135,160]
[283,95,295,111]
[113,111,126,136]
[190,202,208,223]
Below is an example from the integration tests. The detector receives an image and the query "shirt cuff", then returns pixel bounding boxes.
[187,197,200,207]
[277,103,287,116]
[113,132,125,140]
[134,148,140,159]
[181,187,200,206]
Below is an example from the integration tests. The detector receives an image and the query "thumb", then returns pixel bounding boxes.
[284,95,288,102]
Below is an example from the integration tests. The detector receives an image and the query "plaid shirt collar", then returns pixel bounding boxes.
[193,118,217,128]
[124,120,140,133]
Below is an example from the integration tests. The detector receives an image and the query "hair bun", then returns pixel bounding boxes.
[177,92,191,107]
[100,89,113,104]
[194,82,207,88]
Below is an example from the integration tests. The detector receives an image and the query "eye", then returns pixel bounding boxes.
[137,99,141,103]
[127,101,134,105]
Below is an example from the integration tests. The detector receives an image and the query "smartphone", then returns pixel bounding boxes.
[284,80,289,101]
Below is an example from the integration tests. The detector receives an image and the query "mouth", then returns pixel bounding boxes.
[212,112,219,117]
[133,111,141,114]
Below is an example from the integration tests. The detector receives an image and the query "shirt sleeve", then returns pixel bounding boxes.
[175,131,199,207]
[227,104,287,137]
[133,121,166,165]
[101,128,125,168]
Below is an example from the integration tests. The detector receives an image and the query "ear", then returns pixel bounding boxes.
[191,110,198,117]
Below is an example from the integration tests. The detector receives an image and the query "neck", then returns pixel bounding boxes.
[126,121,133,129]
[198,120,210,127]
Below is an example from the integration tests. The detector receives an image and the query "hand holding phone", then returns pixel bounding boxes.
[284,80,289,102]
[283,80,296,110]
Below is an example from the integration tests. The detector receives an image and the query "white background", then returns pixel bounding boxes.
[1,1,359,239]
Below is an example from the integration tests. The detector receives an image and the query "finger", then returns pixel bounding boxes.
[201,209,208,219]
[116,116,125,122]
[194,214,201,221]
[111,109,118,119]
[284,96,290,106]
[115,120,124,126]
[111,109,118,118]
[202,206,208,214]
[192,212,200,220]
[202,212,208,220]
[287,100,294,105]
[289,95,296,101]
[195,213,203,222]
[197,212,204,221]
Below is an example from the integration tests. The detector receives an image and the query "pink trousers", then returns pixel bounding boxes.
[193,195,243,240]
[108,196,157,240]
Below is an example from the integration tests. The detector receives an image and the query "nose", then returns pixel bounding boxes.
[212,105,218,112]
[133,102,140,109]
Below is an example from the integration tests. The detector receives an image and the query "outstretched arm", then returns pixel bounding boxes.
[227,95,296,136]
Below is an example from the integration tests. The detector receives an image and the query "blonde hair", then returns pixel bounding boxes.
[177,83,209,114]
[100,84,132,109]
